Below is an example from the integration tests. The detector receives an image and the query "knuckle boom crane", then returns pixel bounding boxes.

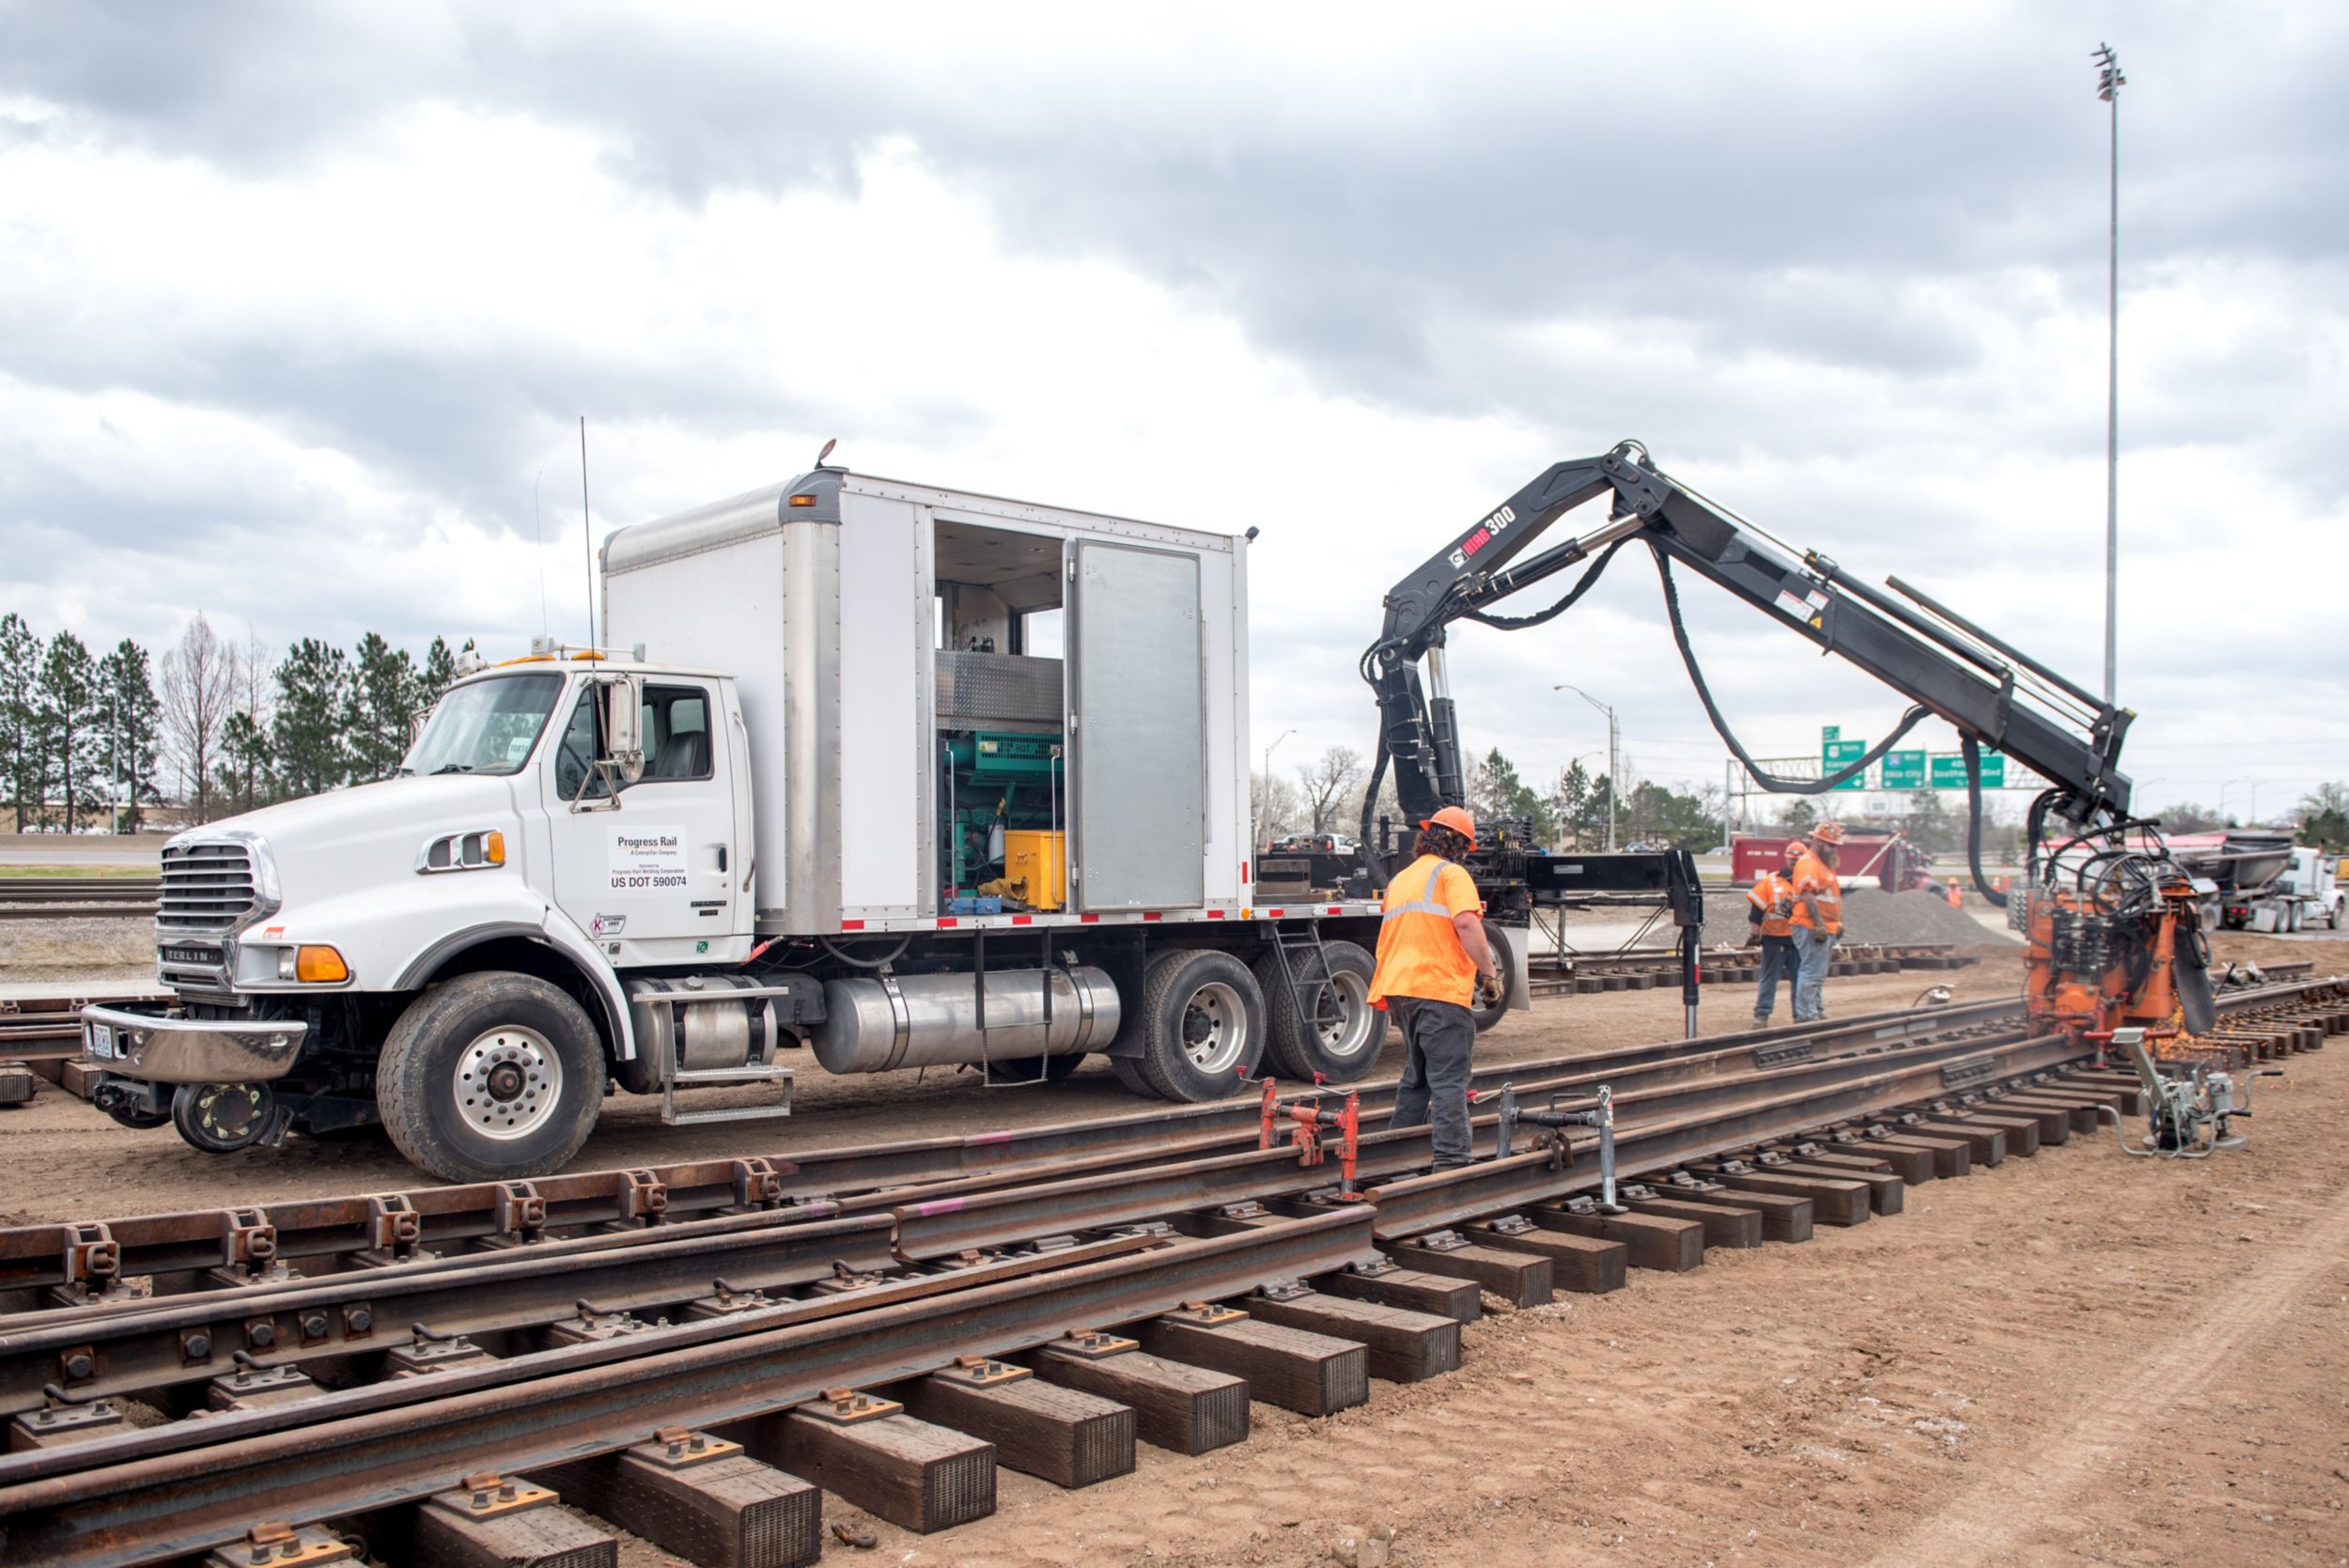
[1361,440,2217,1055]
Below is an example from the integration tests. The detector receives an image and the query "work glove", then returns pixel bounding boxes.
[1474,972,1503,1009]
[1742,930,1761,948]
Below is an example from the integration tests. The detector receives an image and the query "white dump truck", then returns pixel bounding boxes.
[83,464,1527,1182]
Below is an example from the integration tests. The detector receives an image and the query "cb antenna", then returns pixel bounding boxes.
[533,470,548,637]
[579,416,596,652]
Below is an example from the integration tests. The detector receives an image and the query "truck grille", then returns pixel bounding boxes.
[159,841,260,931]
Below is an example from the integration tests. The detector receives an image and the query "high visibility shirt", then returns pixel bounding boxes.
[1748,868,1796,939]
[1368,853,1483,1010]
[1788,848,1843,935]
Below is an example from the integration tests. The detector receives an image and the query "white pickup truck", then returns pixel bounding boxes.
[84,465,1513,1184]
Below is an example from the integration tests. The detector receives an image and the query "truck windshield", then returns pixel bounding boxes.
[399,674,565,777]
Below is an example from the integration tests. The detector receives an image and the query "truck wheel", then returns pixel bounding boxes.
[378,972,607,1183]
[1135,948,1266,1103]
[1469,922,1519,1032]
[1253,939,1385,1083]
[1108,1055,1158,1097]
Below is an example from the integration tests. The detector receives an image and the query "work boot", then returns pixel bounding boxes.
[1751,1012,1770,1029]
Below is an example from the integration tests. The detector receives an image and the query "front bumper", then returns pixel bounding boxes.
[79,1002,308,1085]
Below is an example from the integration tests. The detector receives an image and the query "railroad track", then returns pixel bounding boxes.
[0,881,161,923]
[1526,939,1973,998]
[0,974,2336,1567]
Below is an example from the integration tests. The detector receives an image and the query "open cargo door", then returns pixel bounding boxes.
[1069,539,1206,910]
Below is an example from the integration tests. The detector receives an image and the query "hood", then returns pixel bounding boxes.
[174,775,524,908]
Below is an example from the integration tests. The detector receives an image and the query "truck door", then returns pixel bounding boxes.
[1068,540,1206,910]
[542,677,744,960]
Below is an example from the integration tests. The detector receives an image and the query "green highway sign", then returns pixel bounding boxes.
[1823,738,1868,791]
[1929,751,2006,789]
[1821,724,1841,743]
[1880,750,1927,790]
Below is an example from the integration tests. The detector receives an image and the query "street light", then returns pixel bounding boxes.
[2093,41,2126,706]
[1261,727,1296,843]
[1554,684,1619,851]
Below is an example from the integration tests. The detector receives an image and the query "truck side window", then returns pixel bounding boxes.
[641,686,713,782]
[553,693,610,802]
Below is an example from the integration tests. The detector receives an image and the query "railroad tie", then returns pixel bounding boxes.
[749,1391,996,1535]
[1861,1131,1973,1179]
[1383,1231,1556,1307]
[1528,1204,1707,1272]
[1135,1303,1370,1418]
[1023,1333,1251,1456]
[1646,1184,1815,1243]
[1621,1194,1764,1250]
[1240,1286,1463,1383]
[530,1431,822,1568]
[1685,1162,1873,1227]
[1316,1258,1486,1321]
[897,1358,1137,1488]
[412,1472,618,1568]
[1463,1216,1629,1293]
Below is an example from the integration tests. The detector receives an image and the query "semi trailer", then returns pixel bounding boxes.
[82,464,1529,1183]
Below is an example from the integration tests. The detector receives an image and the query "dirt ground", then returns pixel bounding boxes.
[5,938,2347,1567]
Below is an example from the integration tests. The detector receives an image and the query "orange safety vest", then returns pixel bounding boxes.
[1368,853,1482,1010]
[1749,869,1796,939]
[1788,848,1843,935]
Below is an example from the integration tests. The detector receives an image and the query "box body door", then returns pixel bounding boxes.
[1069,540,1205,910]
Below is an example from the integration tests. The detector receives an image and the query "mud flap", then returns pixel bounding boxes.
[2175,932,2217,1036]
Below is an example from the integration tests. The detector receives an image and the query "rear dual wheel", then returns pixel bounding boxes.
[1130,948,1267,1103]
[1252,939,1384,1083]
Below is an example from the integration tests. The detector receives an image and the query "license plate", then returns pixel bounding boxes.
[86,1022,117,1059]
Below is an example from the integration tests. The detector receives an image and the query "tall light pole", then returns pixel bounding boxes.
[2221,776,2248,825]
[2094,42,2126,706]
[1261,727,1295,843]
[1554,684,1619,851]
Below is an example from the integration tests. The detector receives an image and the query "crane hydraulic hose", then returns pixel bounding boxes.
[1961,735,2007,908]
[1650,548,1930,794]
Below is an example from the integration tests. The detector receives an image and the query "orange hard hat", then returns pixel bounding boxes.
[1420,805,1478,848]
[1810,820,1845,845]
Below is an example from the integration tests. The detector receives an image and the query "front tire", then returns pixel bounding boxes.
[378,971,606,1183]
[1134,948,1266,1103]
[1253,939,1385,1083]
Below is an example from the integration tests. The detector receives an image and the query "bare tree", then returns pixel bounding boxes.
[1252,771,1305,846]
[158,613,235,824]
[1295,744,1363,834]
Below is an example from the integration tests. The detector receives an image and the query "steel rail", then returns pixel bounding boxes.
[0,1211,1376,1568]
[0,1211,898,1416]
[1,997,2025,1297]
[8,977,2333,1302]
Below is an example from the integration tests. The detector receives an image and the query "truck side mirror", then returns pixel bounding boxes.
[600,675,646,786]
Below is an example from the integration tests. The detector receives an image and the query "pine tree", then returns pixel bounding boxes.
[35,632,102,831]
[420,636,466,705]
[97,639,163,831]
[347,632,420,784]
[0,614,42,832]
[215,710,275,815]
[271,639,352,800]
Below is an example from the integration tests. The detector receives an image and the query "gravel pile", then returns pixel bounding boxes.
[1699,885,2007,948]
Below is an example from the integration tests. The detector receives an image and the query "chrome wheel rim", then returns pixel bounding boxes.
[1180,981,1250,1074]
[1314,971,1376,1062]
[454,1025,562,1141]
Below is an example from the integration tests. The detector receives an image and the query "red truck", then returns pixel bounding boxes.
[1732,831,1934,892]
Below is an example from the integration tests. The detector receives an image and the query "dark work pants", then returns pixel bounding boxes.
[1387,997,1477,1169]
[1753,934,1799,1018]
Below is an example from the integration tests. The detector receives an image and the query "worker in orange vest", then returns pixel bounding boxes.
[1747,839,1804,1027]
[1787,821,1845,1022]
[1368,805,1501,1170]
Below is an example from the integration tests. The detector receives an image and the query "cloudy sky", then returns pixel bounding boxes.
[4,1,2344,826]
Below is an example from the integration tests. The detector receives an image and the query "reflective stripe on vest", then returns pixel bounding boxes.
[1382,862,1452,921]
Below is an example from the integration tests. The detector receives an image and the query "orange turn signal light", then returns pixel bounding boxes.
[788,493,818,507]
[295,945,350,984]
[482,831,506,866]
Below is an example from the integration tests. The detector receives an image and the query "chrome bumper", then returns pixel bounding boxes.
[79,1002,308,1085]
